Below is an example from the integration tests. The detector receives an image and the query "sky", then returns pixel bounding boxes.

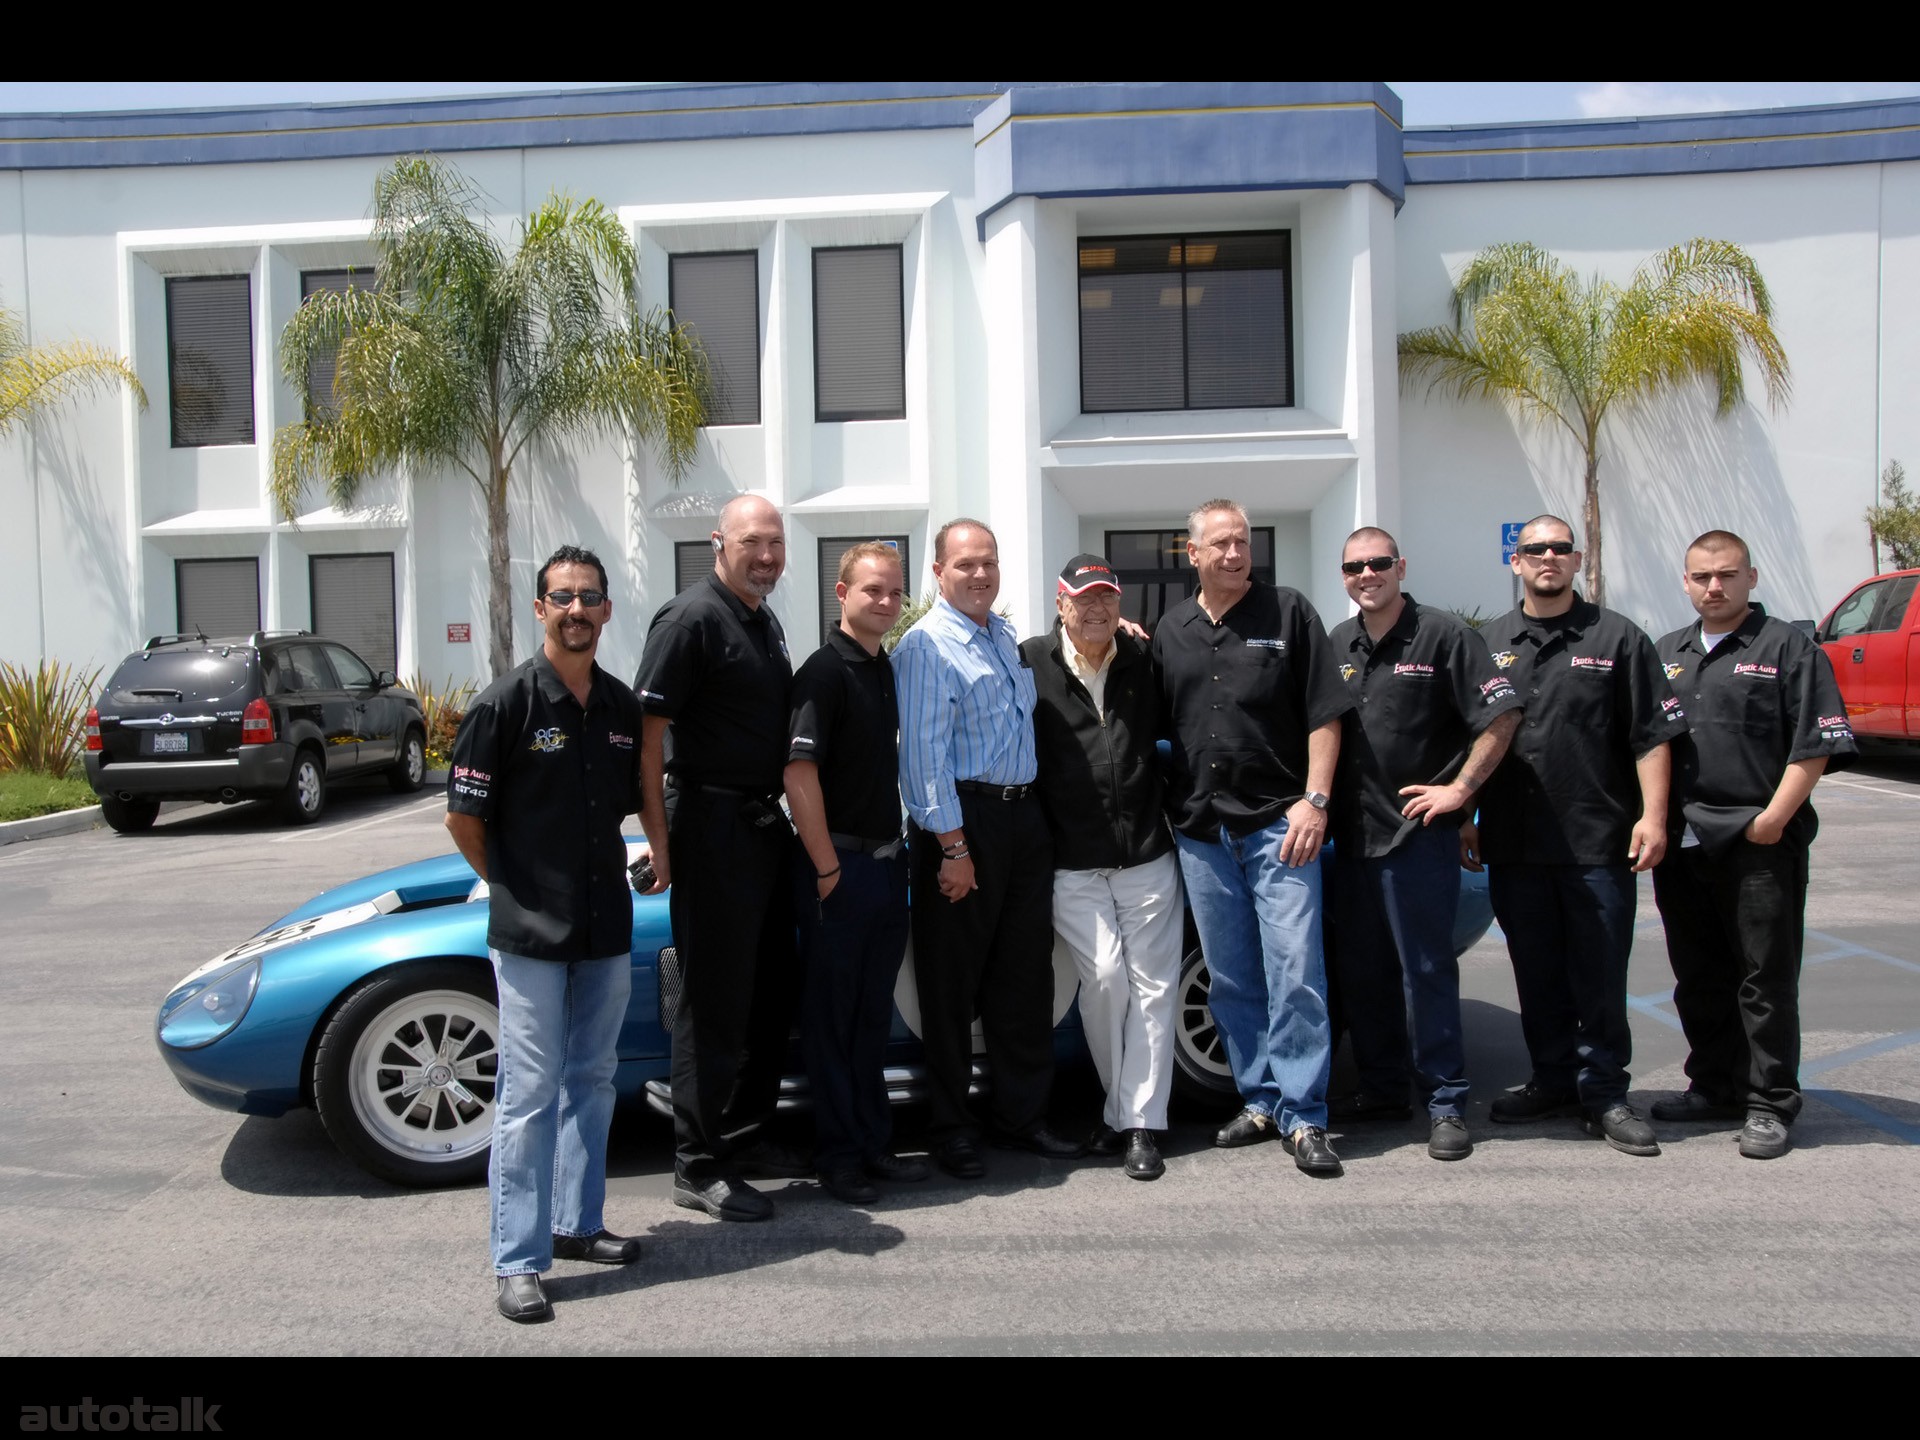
[0,81,1916,127]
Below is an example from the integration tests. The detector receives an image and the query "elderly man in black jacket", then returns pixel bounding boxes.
[1021,555,1182,1180]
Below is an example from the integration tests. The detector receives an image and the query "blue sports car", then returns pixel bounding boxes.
[156,841,1493,1187]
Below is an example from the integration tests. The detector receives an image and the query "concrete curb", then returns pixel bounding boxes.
[0,805,103,847]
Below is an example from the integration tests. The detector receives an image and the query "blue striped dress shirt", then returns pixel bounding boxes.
[891,595,1038,833]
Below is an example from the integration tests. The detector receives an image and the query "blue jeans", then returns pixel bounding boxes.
[489,949,631,1276]
[1175,818,1331,1133]
[1331,824,1469,1118]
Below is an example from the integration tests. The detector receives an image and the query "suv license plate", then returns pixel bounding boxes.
[153,733,189,754]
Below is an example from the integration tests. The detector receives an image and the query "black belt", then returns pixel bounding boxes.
[955,779,1035,801]
[677,780,778,804]
[830,830,906,859]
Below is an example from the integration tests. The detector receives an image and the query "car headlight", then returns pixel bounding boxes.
[157,957,261,1050]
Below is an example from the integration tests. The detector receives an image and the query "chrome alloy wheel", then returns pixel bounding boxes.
[345,987,499,1167]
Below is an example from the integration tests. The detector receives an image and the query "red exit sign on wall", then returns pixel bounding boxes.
[447,623,471,643]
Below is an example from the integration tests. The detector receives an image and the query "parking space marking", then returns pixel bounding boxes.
[269,794,445,844]
[1820,776,1920,801]
[1807,1089,1920,1144]
[1804,1028,1920,1078]
[1805,931,1920,975]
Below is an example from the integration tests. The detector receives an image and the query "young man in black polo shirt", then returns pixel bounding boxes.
[1154,499,1354,1177]
[634,495,801,1222]
[445,544,645,1325]
[1651,529,1856,1159]
[1468,515,1685,1157]
[1328,527,1523,1161]
[785,543,931,1204]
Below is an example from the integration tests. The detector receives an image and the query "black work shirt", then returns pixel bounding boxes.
[1477,596,1685,867]
[1331,594,1524,857]
[1154,580,1354,840]
[634,573,792,792]
[1657,603,1857,854]
[787,627,902,842]
[446,652,643,961]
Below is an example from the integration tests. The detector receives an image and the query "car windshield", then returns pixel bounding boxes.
[105,651,254,705]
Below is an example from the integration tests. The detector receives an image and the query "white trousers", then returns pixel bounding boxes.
[1051,850,1184,1131]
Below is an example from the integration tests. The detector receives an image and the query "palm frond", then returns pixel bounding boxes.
[0,329,148,437]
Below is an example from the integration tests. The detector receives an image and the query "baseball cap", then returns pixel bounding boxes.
[1058,554,1121,596]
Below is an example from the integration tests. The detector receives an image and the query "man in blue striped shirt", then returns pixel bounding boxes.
[893,519,1085,1179]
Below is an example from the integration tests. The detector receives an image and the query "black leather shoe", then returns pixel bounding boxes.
[1738,1109,1791,1160]
[1428,1116,1473,1161]
[1214,1107,1278,1148]
[863,1152,930,1183]
[1283,1125,1344,1176]
[933,1136,986,1179]
[1489,1081,1581,1124]
[730,1137,813,1178]
[1582,1103,1661,1157]
[1123,1129,1164,1181]
[1330,1090,1414,1122]
[989,1125,1086,1159]
[673,1174,774,1221]
[552,1229,641,1264]
[1651,1089,1745,1123]
[821,1168,880,1205]
[1085,1123,1126,1157]
[496,1273,552,1323]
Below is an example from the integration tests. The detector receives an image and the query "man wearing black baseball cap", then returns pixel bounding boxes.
[1022,555,1182,1180]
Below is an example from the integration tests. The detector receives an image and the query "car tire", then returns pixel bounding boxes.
[1170,938,1241,1108]
[99,794,160,834]
[277,748,327,825]
[388,727,426,794]
[312,961,500,1187]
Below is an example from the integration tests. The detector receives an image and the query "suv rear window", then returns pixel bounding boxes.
[105,650,255,706]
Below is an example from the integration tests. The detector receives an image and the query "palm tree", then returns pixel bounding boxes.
[0,304,146,438]
[1398,239,1790,607]
[271,156,709,680]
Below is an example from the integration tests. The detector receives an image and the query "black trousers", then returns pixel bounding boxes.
[1652,840,1808,1123]
[666,786,800,1184]
[1489,862,1637,1108]
[796,845,910,1170]
[908,792,1056,1141]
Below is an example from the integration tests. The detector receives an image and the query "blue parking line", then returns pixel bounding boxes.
[1806,1089,1920,1145]
[1625,991,1685,1031]
[1802,1028,1920,1077]
[1803,931,1920,975]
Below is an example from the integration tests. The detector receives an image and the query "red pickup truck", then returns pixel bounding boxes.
[1816,567,1919,741]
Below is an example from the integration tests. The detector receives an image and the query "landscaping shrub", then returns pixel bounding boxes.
[0,659,101,779]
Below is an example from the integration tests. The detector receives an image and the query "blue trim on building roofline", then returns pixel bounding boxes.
[1404,97,1920,185]
[0,82,1008,171]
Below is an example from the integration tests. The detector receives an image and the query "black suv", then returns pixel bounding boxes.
[84,631,428,833]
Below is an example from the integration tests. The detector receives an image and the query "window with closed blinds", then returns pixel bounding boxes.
[300,268,377,419]
[167,275,255,447]
[817,536,907,645]
[311,553,397,674]
[1079,232,1292,414]
[813,246,905,422]
[675,541,715,594]
[670,252,760,426]
[176,558,261,638]
[1104,527,1276,632]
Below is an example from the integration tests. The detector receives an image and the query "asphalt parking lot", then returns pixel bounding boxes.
[2,753,1917,1361]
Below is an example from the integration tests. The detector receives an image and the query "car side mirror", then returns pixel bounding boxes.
[375,670,398,690]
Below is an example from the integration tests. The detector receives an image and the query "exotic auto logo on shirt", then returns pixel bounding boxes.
[1394,662,1435,677]
[1569,655,1616,672]
[1480,676,1516,699]
[608,732,634,748]
[453,765,491,783]
[530,727,568,754]
[1817,713,1853,738]
[1491,651,1516,669]
[1732,662,1780,678]
[1662,696,1685,717]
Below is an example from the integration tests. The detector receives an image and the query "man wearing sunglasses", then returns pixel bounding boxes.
[1468,516,1685,1157]
[1327,528,1523,1161]
[445,544,647,1323]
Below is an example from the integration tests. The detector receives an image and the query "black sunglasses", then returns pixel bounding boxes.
[1516,541,1575,558]
[542,589,607,608]
[1340,556,1396,576]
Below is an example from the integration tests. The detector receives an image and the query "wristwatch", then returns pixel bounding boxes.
[1304,791,1329,811]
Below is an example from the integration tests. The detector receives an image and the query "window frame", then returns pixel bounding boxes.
[308,551,397,676]
[165,274,256,448]
[174,557,261,638]
[811,243,907,423]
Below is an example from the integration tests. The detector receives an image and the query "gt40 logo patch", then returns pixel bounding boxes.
[1340,663,1357,682]
[531,727,568,754]
[1491,651,1516,669]
[1663,662,1685,680]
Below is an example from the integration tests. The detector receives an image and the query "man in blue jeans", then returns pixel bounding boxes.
[446,544,645,1324]
[1327,527,1522,1161]
[1154,500,1354,1176]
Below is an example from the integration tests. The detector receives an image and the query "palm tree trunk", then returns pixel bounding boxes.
[486,464,512,681]
[1582,444,1604,609]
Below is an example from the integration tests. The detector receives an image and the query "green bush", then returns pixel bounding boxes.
[0,659,101,779]
[406,673,476,771]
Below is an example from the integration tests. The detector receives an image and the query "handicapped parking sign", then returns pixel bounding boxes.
[1501,522,1526,565]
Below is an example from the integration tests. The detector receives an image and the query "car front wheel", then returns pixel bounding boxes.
[277,748,327,825]
[312,961,499,1187]
[388,727,426,794]
[1171,941,1240,1107]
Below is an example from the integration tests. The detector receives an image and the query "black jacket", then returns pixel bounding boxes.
[1021,627,1174,871]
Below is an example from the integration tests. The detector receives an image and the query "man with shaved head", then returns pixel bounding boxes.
[636,494,804,1221]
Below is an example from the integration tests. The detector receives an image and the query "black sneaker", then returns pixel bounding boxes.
[1738,1109,1791,1160]
[1283,1125,1344,1177]
[1489,1081,1581,1124]
[1582,1103,1661,1156]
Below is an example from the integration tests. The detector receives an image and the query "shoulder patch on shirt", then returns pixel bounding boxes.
[1818,713,1853,740]
[1244,638,1287,652]
[1661,696,1685,718]
[1491,650,1517,669]
[639,688,667,703]
[1479,676,1516,700]
[531,727,568,754]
